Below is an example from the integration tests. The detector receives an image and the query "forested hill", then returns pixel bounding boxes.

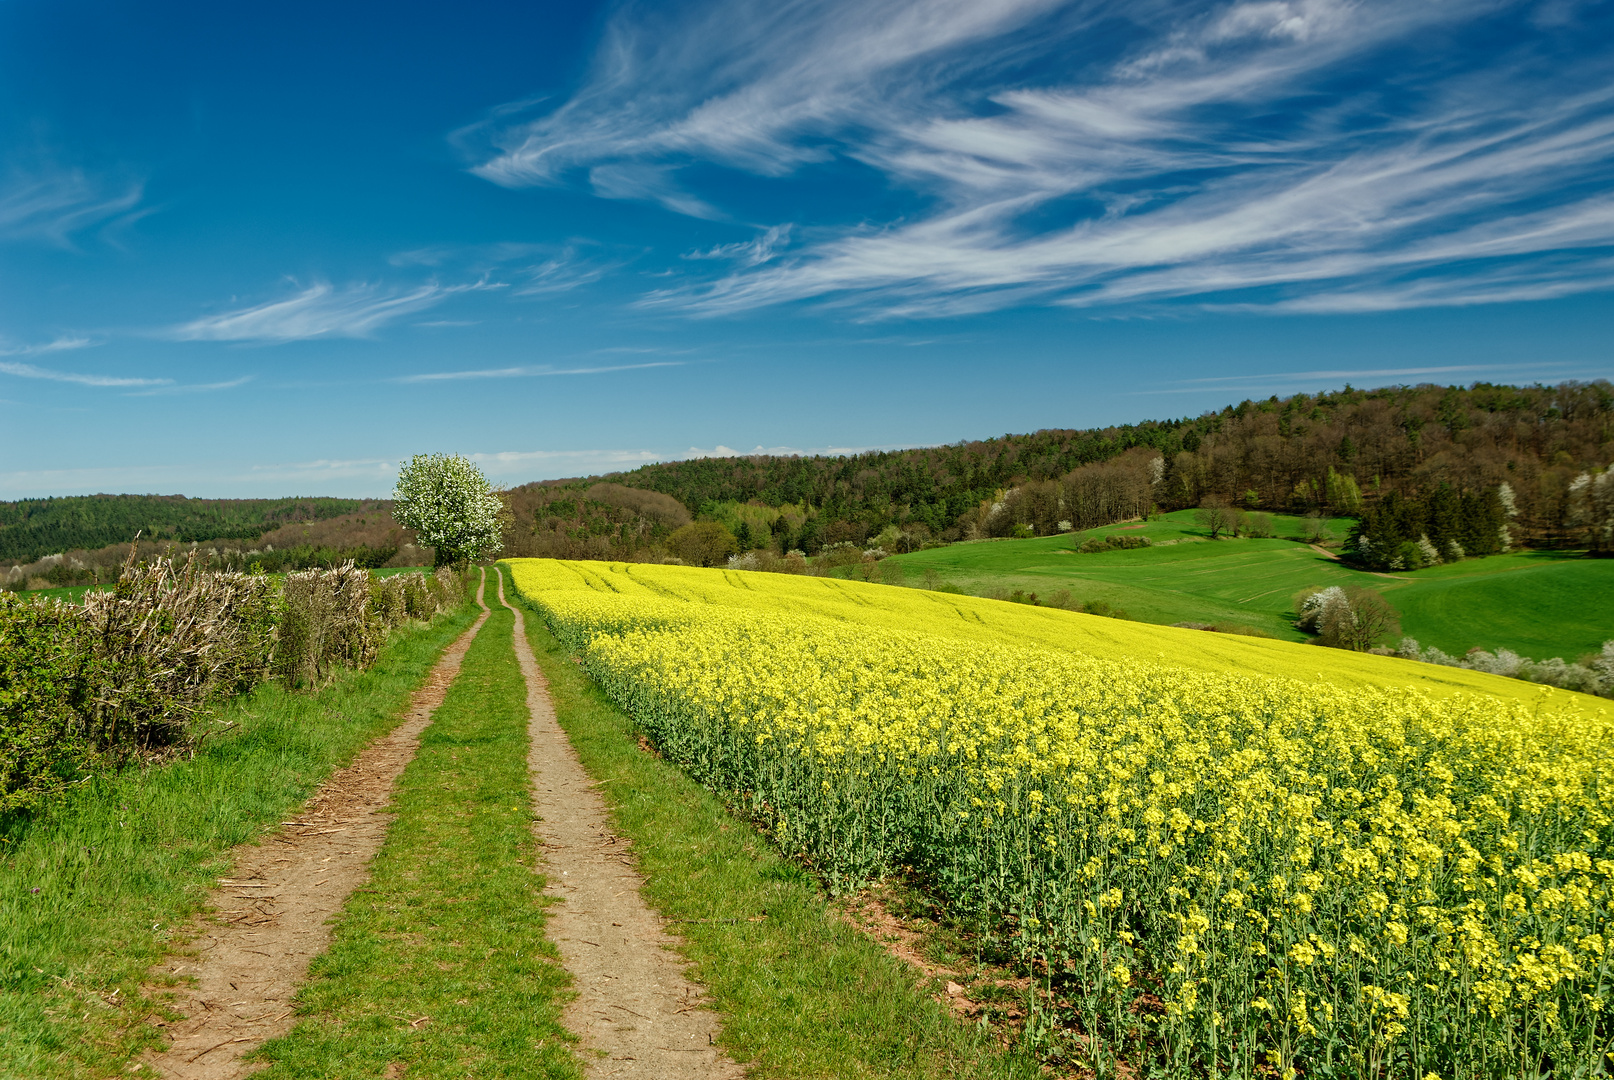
[609,424,1175,531]
[601,381,1613,543]
[0,494,378,564]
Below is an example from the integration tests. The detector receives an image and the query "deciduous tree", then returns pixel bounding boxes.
[1195,497,1236,540]
[392,453,507,569]
[1568,466,1614,555]
[1294,585,1400,651]
[667,522,738,567]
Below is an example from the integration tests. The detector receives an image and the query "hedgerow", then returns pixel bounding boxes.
[0,555,462,813]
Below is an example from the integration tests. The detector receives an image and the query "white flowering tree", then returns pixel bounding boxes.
[391,453,507,569]
[1568,466,1613,555]
[1295,584,1400,651]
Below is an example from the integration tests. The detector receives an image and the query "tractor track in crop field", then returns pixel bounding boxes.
[496,567,746,1080]
[142,569,492,1080]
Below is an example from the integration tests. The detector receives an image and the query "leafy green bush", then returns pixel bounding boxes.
[667,521,739,567]
[1076,533,1151,553]
[0,597,94,812]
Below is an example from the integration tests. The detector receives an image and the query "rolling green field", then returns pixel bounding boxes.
[887,510,1612,660]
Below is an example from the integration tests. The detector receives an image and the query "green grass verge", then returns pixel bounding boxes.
[251,599,577,1079]
[888,510,1611,658]
[0,602,480,1079]
[510,581,1039,1080]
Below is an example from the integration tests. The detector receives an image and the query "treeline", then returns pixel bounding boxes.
[0,494,379,564]
[587,382,1611,551]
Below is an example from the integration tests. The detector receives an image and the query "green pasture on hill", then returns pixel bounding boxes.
[1384,552,1614,660]
[888,510,1612,661]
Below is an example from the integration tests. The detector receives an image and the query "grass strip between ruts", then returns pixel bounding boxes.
[512,588,1040,1080]
[0,600,481,1080]
[249,598,579,1078]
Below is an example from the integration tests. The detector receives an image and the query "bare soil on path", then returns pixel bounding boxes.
[496,568,746,1080]
[143,571,492,1079]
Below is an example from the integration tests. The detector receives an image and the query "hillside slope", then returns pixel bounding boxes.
[596,381,1612,546]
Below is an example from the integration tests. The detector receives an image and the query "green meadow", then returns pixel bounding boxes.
[887,510,1612,660]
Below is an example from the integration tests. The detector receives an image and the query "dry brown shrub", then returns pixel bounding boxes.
[80,550,277,754]
[274,563,379,687]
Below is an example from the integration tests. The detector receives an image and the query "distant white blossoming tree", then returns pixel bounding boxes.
[1568,466,1613,556]
[392,453,507,569]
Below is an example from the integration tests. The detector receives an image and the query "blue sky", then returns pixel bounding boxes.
[2,0,1611,498]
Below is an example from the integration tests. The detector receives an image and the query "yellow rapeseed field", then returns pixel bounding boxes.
[508,558,1613,1077]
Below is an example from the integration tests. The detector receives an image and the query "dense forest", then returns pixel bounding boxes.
[0,494,377,564]
[587,381,1612,550]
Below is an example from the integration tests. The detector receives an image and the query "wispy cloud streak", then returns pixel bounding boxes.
[171,282,475,343]
[0,165,144,248]
[0,335,99,357]
[389,241,629,295]
[127,376,255,396]
[472,0,1614,315]
[0,360,170,388]
[397,360,683,383]
[0,336,168,387]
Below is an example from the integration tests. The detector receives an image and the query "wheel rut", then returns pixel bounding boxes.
[143,569,492,1079]
[496,567,746,1079]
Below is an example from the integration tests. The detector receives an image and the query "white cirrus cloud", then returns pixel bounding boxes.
[0,164,145,248]
[684,224,792,267]
[0,335,177,388]
[170,282,482,343]
[125,375,256,397]
[0,335,100,357]
[0,358,170,388]
[397,360,684,383]
[469,0,1614,316]
[390,241,633,296]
